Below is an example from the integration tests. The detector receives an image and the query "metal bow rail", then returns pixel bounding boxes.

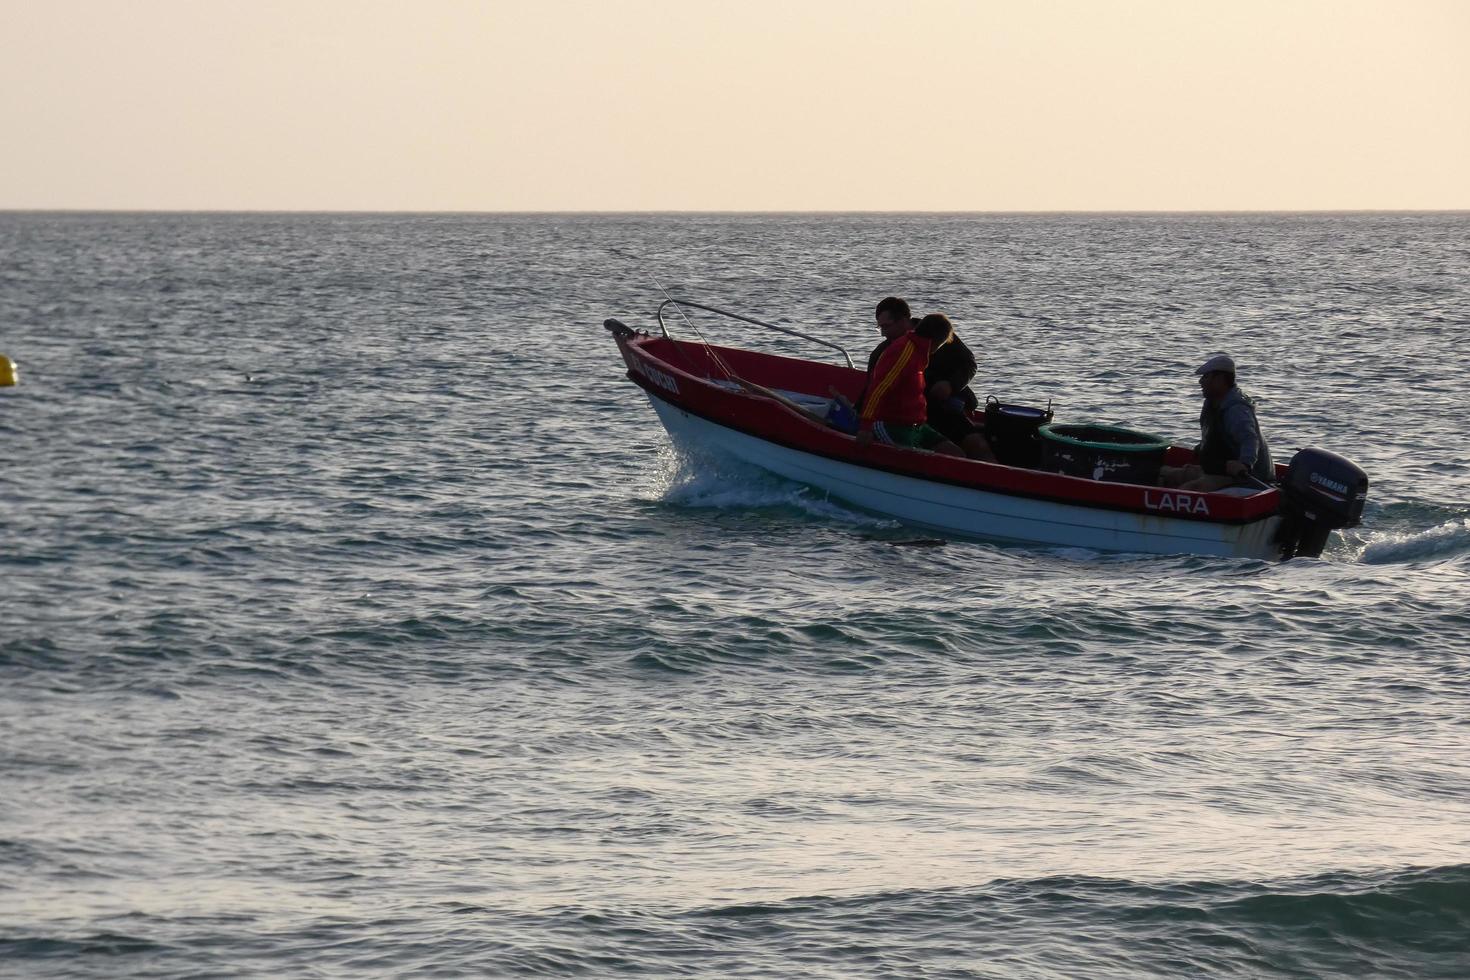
[655,298,855,369]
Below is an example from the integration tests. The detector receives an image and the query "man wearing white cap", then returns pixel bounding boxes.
[1159,353,1274,492]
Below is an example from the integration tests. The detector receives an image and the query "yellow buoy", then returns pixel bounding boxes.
[0,355,16,387]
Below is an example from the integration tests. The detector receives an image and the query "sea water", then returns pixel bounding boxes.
[2,212,1468,977]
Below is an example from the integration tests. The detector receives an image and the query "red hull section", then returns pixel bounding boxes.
[615,333,1281,527]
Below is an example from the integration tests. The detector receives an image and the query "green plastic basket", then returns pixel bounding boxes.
[1037,423,1170,453]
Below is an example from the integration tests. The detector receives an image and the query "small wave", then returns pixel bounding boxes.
[667,866,1470,977]
[0,933,172,959]
[628,649,701,675]
[1357,518,1470,564]
[426,865,1470,978]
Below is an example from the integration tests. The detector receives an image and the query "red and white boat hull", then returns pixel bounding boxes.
[646,394,1283,558]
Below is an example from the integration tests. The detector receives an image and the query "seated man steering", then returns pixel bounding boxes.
[1159,353,1274,492]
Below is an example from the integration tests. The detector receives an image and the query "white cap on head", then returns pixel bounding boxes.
[1194,353,1236,376]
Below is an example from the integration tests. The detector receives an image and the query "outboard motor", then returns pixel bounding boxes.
[1276,448,1369,559]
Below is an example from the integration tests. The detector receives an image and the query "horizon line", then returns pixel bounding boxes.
[3,207,1470,217]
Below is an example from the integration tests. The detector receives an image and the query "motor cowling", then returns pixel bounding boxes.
[1277,448,1369,559]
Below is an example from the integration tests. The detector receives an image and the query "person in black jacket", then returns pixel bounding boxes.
[855,297,996,461]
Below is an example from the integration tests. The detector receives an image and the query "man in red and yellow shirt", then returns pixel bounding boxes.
[855,314,965,456]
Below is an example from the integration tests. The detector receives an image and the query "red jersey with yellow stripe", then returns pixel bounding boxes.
[858,332,934,433]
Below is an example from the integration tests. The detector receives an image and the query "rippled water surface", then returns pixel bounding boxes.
[3,212,1469,977]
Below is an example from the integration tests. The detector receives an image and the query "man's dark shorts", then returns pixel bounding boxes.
[928,407,981,446]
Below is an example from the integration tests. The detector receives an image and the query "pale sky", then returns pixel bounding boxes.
[2,0,1467,210]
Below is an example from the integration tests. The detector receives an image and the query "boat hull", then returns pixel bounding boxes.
[648,394,1283,558]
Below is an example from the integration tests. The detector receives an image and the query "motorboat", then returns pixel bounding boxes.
[606,300,1368,560]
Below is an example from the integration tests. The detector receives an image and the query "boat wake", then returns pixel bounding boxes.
[1354,517,1470,564]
